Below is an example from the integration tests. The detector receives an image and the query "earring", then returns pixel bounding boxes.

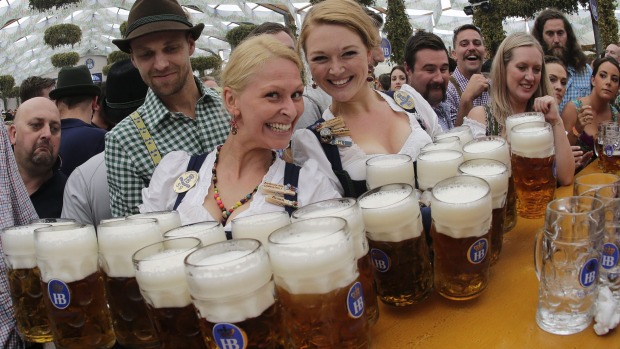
[366,69,374,82]
[230,120,238,135]
[311,81,317,89]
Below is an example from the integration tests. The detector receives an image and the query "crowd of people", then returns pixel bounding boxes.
[1,0,619,347]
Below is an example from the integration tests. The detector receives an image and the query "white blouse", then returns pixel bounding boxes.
[139,149,341,230]
[292,90,433,192]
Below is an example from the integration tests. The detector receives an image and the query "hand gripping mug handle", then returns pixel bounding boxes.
[534,228,544,281]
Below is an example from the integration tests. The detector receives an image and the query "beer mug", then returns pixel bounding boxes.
[1,224,52,343]
[431,176,492,300]
[185,239,280,348]
[573,173,620,196]
[433,125,473,146]
[127,210,181,236]
[596,121,620,173]
[97,218,162,348]
[601,198,620,300]
[268,217,369,348]
[164,221,227,246]
[458,159,509,265]
[132,237,205,349]
[365,154,414,190]
[505,112,545,143]
[291,198,379,325]
[420,136,462,154]
[510,121,555,219]
[231,211,290,249]
[358,184,433,306]
[416,150,464,191]
[34,224,116,349]
[535,196,604,335]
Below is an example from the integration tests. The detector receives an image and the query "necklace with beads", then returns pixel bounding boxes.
[211,145,276,225]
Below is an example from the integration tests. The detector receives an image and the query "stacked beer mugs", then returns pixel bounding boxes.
[97,218,162,348]
[34,224,116,348]
[185,239,280,348]
[231,211,290,248]
[127,210,181,236]
[291,198,379,325]
[431,176,492,300]
[132,237,205,348]
[268,217,369,347]
[163,221,227,246]
[416,150,464,191]
[1,224,53,344]
[509,121,556,219]
[458,159,509,264]
[358,184,433,306]
[365,154,415,190]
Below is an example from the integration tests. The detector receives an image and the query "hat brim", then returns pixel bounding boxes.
[102,97,145,124]
[113,23,205,53]
[49,84,101,100]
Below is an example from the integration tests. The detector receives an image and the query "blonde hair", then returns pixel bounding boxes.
[298,0,380,58]
[221,35,303,93]
[490,32,553,123]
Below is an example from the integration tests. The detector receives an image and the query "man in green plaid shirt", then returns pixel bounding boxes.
[105,0,229,216]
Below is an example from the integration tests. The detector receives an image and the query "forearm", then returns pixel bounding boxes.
[455,97,474,127]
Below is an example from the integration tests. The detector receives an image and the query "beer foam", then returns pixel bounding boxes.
[435,126,473,145]
[232,212,290,249]
[417,151,464,190]
[421,141,462,153]
[268,230,358,294]
[164,222,226,247]
[35,225,99,283]
[1,224,48,269]
[506,113,545,140]
[359,190,423,242]
[463,139,504,153]
[135,249,194,308]
[128,211,181,236]
[98,222,162,278]
[459,163,509,209]
[431,184,492,238]
[510,125,555,158]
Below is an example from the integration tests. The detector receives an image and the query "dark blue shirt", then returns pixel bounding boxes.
[30,169,67,218]
[60,118,106,176]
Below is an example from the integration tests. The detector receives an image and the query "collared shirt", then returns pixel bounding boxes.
[0,125,37,349]
[560,64,593,113]
[30,168,67,218]
[59,118,107,176]
[446,68,490,126]
[433,102,454,132]
[105,77,229,217]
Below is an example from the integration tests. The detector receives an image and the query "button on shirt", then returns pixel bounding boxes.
[560,64,593,113]
[446,69,490,126]
[105,78,229,217]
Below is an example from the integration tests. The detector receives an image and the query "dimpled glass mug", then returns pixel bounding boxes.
[535,196,605,335]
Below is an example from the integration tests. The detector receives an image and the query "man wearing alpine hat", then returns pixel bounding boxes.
[105,0,229,217]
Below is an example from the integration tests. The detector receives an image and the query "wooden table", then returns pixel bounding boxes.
[370,159,618,348]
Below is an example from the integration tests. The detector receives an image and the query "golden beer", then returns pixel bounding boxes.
[291,198,379,325]
[431,176,492,300]
[358,184,433,306]
[34,224,115,349]
[2,224,52,343]
[133,237,205,349]
[268,218,370,348]
[185,240,281,348]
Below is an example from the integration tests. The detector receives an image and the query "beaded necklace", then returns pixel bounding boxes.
[212,145,276,225]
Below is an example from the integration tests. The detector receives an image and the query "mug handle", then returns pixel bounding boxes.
[533,228,544,281]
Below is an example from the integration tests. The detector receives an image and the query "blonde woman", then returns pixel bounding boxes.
[464,32,574,185]
[139,36,340,230]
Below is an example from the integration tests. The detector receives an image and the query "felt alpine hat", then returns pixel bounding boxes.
[49,65,100,100]
[102,59,148,124]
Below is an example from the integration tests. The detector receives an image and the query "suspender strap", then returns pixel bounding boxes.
[173,153,209,210]
[130,111,162,166]
[449,76,463,98]
[283,162,301,215]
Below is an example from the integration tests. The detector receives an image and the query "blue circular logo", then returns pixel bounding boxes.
[47,279,70,309]
[579,258,599,287]
[602,243,619,270]
[212,323,247,349]
[467,238,488,264]
[605,144,614,157]
[370,248,390,272]
[346,281,365,319]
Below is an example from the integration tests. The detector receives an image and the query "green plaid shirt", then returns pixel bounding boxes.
[105,77,229,217]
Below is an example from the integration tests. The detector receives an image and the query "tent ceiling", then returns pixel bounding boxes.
[0,0,611,84]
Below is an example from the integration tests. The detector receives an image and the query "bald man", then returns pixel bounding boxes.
[9,97,66,218]
[605,44,620,62]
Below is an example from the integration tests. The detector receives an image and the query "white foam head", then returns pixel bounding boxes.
[1,223,50,269]
[30,218,76,226]
[365,154,415,189]
[417,150,464,190]
[267,217,357,295]
[232,212,290,249]
[133,237,201,308]
[431,176,492,238]
[434,125,473,146]
[421,140,462,154]
[358,184,423,242]
[34,224,99,283]
[164,221,226,247]
[462,136,511,169]
[185,240,275,323]
[292,198,368,259]
[505,112,545,142]
[510,122,554,158]
[98,218,162,278]
[128,211,181,236]
[459,160,509,209]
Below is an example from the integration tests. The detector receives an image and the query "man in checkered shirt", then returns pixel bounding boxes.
[105,0,228,217]
[0,124,38,348]
[531,8,593,113]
